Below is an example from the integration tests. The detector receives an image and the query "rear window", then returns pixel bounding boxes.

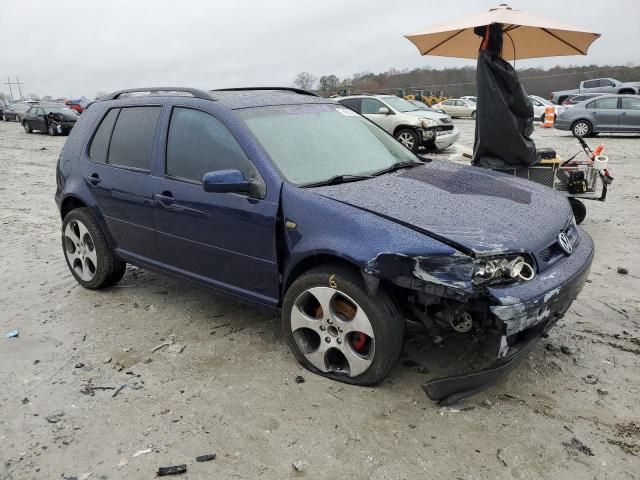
[108,106,161,171]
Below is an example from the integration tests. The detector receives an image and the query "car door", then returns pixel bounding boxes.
[619,96,640,130]
[153,105,280,305]
[360,98,396,133]
[82,105,162,263]
[587,97,620,131]
[581,79,601,93]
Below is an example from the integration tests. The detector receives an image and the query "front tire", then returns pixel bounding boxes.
[572,120,592,137]
[282,264,404,386]
[61,208,126,289]
[395,128,420,153]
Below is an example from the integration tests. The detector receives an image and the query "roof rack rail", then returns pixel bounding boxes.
[100,88,215,101]
[211,87,319,97]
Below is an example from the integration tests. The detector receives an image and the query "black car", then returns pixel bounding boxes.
[22,106,79,135]
[2,102,32,122]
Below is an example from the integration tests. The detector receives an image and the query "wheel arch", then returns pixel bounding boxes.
[617,89,636,95]
[284,253,362,295]
[392,124,420,137]
[60,195,88,220]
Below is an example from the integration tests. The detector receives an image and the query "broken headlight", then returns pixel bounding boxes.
[421,118,438,128]
[473,255,535,285]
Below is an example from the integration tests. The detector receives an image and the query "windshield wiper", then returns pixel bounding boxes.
[301,174,374,188]
[371,161,422,177]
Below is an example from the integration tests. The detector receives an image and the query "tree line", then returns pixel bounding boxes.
[295,64,640,99]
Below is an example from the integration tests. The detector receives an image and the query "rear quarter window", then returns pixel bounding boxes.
[89,108,120,164]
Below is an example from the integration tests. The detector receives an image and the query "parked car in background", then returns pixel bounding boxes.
[22,106,79,135]
[336,94,459,152]
[460,95,477,103]
[433,98,477,119]
[2,102,32,122]
[55,87,594,403]
[551,78,640,105]
[528,95,562,122]
[562,93,603,107]
[554,94,640,137]
[407,99,446,114]
[65,100,85,114]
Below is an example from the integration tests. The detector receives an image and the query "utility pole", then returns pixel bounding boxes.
[15,77,23,99]
[4,77,14,101]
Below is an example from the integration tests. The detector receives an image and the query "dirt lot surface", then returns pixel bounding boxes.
[1,118,639,480]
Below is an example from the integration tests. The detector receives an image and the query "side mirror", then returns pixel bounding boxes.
[377,107,390,115]
[202,169,250,193]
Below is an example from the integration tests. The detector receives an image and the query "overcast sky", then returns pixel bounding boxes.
[1,0,639,99]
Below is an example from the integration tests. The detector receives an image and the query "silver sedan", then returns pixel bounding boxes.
[554,94,640,137]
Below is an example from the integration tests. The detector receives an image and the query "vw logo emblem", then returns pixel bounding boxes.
[558,232,573,255]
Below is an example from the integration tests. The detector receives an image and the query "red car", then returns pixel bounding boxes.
[64,100,84,114]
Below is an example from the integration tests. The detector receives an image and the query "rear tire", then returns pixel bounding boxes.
[569,198,587,225]
[572,120,592,138]
[282,264,404,386]
[471,110,477,120]
[48,124,57,136]
[23,122,32,133]
[395,128,420,153]
[61,208,126,289]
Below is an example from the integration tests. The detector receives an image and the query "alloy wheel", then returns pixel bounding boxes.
[573,121,590,137]
[62,219,98,281]
[397,132,415,150]
[290,286,375,377]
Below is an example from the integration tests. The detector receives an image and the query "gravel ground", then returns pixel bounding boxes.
[1,118,639,480]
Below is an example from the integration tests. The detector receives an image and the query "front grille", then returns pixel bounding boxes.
[435,125,454,132]
[537,222,579,267]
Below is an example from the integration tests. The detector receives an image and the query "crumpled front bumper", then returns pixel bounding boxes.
[423,230,594,405]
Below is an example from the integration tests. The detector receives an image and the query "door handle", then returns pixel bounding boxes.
[154,192,175,206]
[620,112,627,115]
[86,173,101,186]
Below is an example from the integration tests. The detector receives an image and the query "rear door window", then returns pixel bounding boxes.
[166,107,255,182]
[89,108,120,164]
[108,106,161,171]
[593,97,618,110]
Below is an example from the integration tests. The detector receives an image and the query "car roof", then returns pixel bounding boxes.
[97,87,332,110]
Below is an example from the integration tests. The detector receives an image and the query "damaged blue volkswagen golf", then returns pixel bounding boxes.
[55,87,593,404]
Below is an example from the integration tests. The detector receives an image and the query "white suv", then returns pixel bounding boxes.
[334,95,459,152]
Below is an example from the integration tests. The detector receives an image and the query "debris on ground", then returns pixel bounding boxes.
[295,375,305,384]
[167,344,185,354]
[151,341,173,353]
[5,329,19,338]
[562,437,594,456]
[617,267,629,275]
[607,439,640,456]
[597,388,609,396]
[157,464,187,476]
[546,343,558,352]
[75,362,85,369]
[560,345,575,355]
[132,448,152,457]
[496,448,507,467]
[195,454,216,462]
[583,374,598,385]
[21,397,29,404]
[103,357,112,364]
[292,460,308,472]
[45,411,65,424]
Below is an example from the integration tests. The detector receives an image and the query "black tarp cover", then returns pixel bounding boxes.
[472,25,537,169]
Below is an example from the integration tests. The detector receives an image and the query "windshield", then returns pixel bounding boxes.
[533,96,552,106]
[381,96,421,113]
[409,100,430,109]
[239,104,418,186]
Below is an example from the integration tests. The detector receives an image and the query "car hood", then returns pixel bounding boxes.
[405,110,451,124]
[309,160,572,256]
